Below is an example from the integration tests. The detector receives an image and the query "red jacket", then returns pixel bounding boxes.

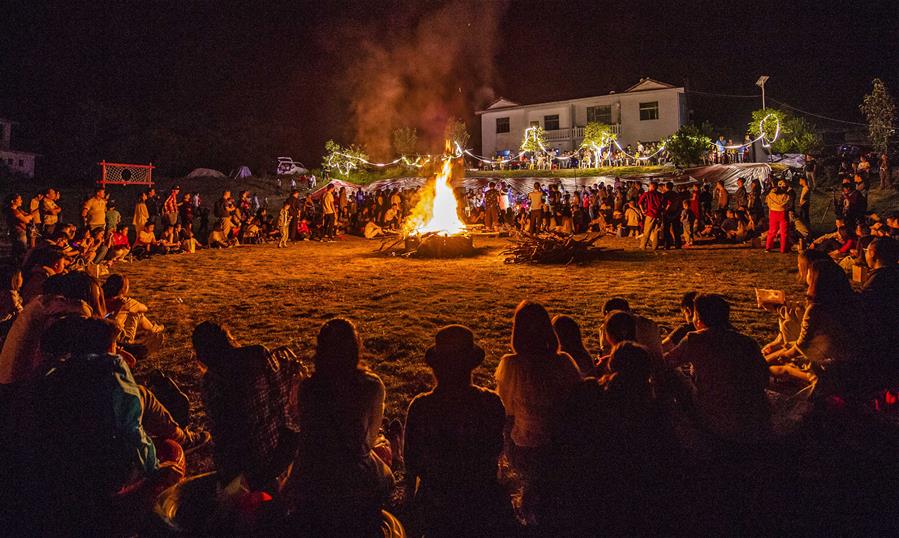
[638,190,664,218]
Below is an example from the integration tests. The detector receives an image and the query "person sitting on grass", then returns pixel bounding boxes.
[287,318,401,537]
[132,222,161,259]
[179,226,199,253]
[662,291,698,351]
[494,301,580,522]
[107,225,131,263]
[860,237,899,382]
[192,321,302,492]
[552,314,596,376]
[403,325,515,537]
[600,297,663,359]
[20,248,68,305]
[548,341,680,535]
[767,259,883,397]
[24,316,186,535]
[101,274,165,353]
[159,224,182,254]
[207,221,236,249]
[665,293,771,443]
[0,271,100,385]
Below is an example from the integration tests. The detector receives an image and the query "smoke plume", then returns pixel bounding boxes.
[341,0,507,159]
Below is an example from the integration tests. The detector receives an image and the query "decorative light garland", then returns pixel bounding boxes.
[324,114,781,174]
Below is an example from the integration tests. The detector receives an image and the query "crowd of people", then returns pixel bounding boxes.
[0,232,897,534]
[0,151,897,534]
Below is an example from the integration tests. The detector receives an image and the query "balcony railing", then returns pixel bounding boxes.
[545,124,620,142]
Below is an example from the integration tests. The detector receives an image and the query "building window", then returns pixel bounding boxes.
[587,105,612,124]
[529,120,540,128]
[544,114,560,131]
[495,117,510,134]
[639,101,659,121]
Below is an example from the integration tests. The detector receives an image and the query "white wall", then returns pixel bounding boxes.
[479,87,686,156]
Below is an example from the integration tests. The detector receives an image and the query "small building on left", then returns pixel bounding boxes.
[0,118,39,178]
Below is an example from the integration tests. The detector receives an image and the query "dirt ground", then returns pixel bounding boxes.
[119,234,806,470]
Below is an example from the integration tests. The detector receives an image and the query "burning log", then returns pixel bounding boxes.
[502,231,605,265]
[379,232,475,258]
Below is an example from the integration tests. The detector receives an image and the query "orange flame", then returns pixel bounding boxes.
[402,156,466,236]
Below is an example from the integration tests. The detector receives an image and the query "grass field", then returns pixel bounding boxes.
[118,235,807,471]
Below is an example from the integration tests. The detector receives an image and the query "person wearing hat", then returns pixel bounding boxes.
[404,325,514,537]
[765,179,792,253]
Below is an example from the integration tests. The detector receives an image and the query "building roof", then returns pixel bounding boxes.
[624,78,677,92]
[476,78,682,114]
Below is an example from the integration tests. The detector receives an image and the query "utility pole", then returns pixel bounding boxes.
[756,75,769,110]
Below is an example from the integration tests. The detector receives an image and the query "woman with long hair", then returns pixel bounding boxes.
[287,318,400,537]
[495,301,580,519]
[768,259,878,396]
[551,314,595,376]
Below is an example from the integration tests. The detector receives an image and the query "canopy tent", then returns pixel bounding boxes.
[234,165,252,179]
[185,168,226,179]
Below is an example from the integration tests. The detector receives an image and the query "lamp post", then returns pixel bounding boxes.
[756,75,769,110]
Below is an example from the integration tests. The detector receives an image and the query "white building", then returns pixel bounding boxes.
[0,118,39,178]
[476,78,687,157]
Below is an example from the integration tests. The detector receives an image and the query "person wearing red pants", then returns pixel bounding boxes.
[765,180,792,253]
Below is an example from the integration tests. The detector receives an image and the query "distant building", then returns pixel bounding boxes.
[0,118,39,178]
[476,78,687,157]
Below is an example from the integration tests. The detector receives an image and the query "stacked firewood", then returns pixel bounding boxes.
[502,231,605,265]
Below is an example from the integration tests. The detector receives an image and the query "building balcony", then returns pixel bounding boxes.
[544,124,621,142]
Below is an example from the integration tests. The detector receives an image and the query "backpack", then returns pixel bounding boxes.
[146,369,191,428]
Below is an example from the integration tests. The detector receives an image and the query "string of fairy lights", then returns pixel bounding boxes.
[324,114,781,173]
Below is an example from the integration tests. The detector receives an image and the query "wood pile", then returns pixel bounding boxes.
[502,231,605,265]
[378,232,475,258]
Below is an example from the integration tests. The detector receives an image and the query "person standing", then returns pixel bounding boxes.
[483,182,500,232]
[163,186,180,226]
[713,180,729,215]
[40,188,62,237]
[277,200,291,248]
[213,190,236,239]
[660,182,681,250]
[879,152,891,190]
[797,176,811,229]
[132,191,149,239]
[145,187,161,230]
[638,181,663,250]
[765,179,792,253]
[321,184,337,241]
[732,178,748,209]
[178,193,194,232]
[82,188,108,230]
[804,154,818,189]
[27,192,44,248]
[528,183,544,234]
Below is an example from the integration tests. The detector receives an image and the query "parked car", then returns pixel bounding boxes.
[276,157,308,175]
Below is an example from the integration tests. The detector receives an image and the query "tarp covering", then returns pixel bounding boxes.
[309,179,360,200]
[234,165,252,179]
[359,163,771,195]
[185,168,226,179]
[676,163,771,191]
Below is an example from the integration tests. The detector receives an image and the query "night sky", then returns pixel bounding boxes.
[2,0,897,177]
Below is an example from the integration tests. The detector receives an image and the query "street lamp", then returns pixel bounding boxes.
[756,76,769,110]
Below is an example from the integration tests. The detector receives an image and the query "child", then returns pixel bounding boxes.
[278,201,291,248]
[180,227,199,253]
[624,201,641,237]
[296,218,311,241]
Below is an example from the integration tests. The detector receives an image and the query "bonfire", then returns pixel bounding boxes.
[380,152,475,258]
